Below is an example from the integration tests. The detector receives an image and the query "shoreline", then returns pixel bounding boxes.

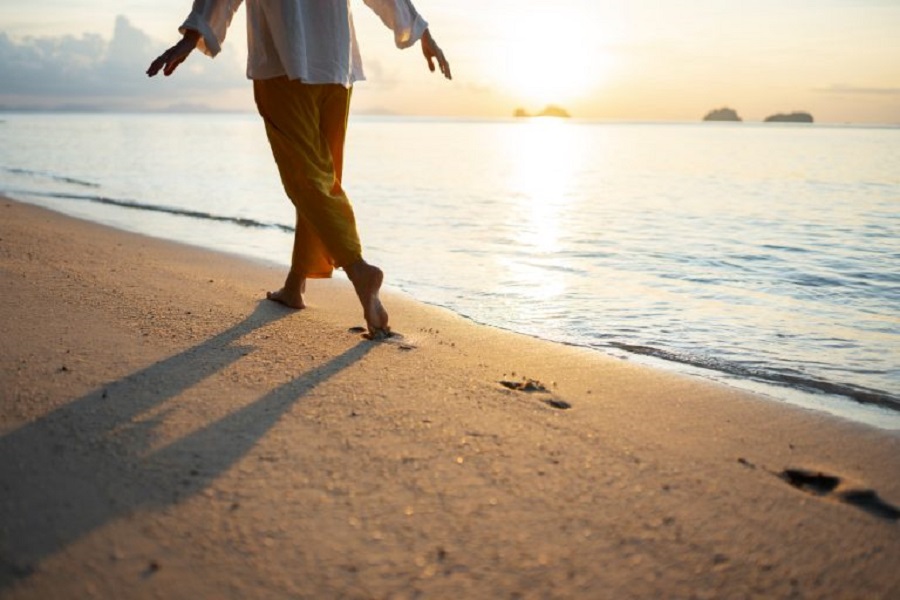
[2,197,898,598]
[7,189,898,430]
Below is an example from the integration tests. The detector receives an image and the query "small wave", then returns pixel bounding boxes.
[609,342,900,411]
[760,244,811,254]
[789,273,846,288]
[14,189,295,234]
[851,270,900,285]
[4,166,100,189]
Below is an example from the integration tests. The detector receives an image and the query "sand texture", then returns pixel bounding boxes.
[1,198,898,599]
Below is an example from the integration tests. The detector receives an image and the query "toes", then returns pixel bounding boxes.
[365,327,392,341]
[366,308,389,333]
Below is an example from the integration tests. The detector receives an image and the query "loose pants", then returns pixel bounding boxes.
[253,76,362,278]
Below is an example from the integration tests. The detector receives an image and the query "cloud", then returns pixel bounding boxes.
[360,58,400,91]
[0,16,246,110]
[816,84,900,96]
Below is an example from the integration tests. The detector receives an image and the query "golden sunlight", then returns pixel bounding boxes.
[505,119,578,255]
[495,118,584,303]
[494,8,615,109]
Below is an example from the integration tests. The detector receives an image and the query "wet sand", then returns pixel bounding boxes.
[1,197,898,599]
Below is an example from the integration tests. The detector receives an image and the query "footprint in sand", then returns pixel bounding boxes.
[779,468,900,521]
[499,378,572,410]
[500,379,547,393]
[348,326,415,349]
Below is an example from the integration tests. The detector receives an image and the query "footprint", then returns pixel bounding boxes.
[498,379,571,410]
[500,379,547,392]
[348,326,411,345]
[780,469,840,495]
[778,468,899,521]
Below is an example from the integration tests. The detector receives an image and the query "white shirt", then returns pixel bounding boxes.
[181,0,428,86]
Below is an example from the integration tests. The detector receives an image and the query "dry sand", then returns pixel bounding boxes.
[1,197,898,599]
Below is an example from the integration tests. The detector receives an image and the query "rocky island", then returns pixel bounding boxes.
[703,107,742,122]
[514,105,571,118]
[764,112,814,123]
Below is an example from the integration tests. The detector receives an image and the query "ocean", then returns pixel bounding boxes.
[1,112,898,429]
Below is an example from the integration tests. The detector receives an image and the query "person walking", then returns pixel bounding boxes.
[147,1,451,338]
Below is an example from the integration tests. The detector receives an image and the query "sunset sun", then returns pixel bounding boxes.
[494,8,615,110]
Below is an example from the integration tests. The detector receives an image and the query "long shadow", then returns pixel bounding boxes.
[0,301,375,588]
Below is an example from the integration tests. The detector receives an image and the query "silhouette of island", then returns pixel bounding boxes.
[514,105,571,118]
[764,112,814,123]
[703,107,742,122]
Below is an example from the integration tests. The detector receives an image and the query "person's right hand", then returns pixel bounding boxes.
[147,30,201,77]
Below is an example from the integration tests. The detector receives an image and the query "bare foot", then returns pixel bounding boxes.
[346,261,390,338]
[266,272,306,309]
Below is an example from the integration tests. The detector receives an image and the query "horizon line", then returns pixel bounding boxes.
[0,106,897,128]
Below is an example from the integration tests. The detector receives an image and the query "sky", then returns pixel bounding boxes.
[1,0,898,123]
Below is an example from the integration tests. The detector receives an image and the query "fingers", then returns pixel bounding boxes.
[437,52,452,80]
[147,49,179,77]
[146,39,194,78]
[430,49,451,80]
[147,54,180,77]
[163,53,187,76]
[146,56,165,77]
[421,35,452,80]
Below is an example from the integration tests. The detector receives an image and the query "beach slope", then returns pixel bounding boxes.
[1,198,898,599]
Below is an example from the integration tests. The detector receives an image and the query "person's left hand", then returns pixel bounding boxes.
[421,29,451,80]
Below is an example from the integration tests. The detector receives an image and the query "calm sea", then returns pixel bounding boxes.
[1,112,898,429]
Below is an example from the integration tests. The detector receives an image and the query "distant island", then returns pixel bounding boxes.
[514,105,571,118]
[764,112,814,123]
[702,107,815,123]
[703,107,742,122]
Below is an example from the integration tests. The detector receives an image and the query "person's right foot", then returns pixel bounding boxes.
[347,261,390,338]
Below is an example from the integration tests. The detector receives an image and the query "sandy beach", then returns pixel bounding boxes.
[1,196,898,599]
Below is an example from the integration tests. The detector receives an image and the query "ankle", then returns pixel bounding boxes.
[285,268,305,283]
[344,259,368,281]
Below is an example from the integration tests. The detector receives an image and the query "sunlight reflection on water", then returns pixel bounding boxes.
[1,113,898,428]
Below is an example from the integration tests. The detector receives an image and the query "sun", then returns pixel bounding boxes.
[493,7,616,110]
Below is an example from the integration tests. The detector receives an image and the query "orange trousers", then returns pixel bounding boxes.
[253,76,362,278]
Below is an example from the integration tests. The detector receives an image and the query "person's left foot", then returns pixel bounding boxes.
[266,272,306,309]
[266,287,305,309]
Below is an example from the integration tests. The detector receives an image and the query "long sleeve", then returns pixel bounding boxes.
[180,0,245,57]
[362,0,428,49]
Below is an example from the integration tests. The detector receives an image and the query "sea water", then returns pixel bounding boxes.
[1,112,898,429]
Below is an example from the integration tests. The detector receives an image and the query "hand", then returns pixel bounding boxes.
[147,30,201,77]
[421,29,451,80]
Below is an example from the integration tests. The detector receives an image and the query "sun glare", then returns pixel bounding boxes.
[494,118,584,303]
[506,118,578,255]
[494,8,615,109]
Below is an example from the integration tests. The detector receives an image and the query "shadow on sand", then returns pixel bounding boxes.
[0,301,375,588]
